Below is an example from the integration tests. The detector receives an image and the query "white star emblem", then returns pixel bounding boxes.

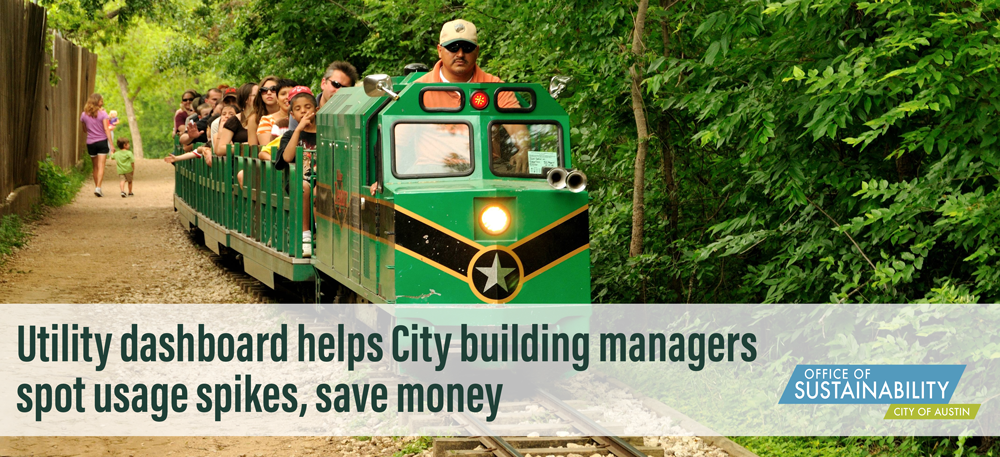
[476,254,516,293]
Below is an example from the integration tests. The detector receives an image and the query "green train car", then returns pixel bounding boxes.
[172,70,591,338]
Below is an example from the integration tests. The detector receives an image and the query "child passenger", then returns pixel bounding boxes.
[273,86,317,257]
[110,138,135,197]
[166,103,240,166]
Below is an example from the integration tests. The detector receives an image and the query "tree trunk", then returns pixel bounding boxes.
[660,0,679,231]
[628,0,651,257]
[111,56,144,159]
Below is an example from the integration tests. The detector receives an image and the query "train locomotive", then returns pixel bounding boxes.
[172,70,591,338]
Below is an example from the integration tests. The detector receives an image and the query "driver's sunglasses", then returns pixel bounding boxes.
[444,41,477,54]
[326,78,345,89]
[182,97,194,102]
[260,86,278,93]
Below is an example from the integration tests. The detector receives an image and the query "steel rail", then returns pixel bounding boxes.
[535,389,648,457]
[456,411,524,457]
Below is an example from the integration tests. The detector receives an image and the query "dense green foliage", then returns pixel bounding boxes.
[661,0,1000,304]
[45,0,227,159]
[0,215,30,264]
[92,18,226,159]
[732,435,995,457]
[37,157,87,207]
[0,158,89,264]
[36,0,1000,450]
[207,0,1000,304]
[46,0,1000,302]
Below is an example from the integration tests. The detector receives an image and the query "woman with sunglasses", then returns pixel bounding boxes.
[174,89,199,137]
[255,78,297,147]
[246,75,280,147]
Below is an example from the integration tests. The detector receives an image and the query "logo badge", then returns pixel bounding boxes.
[468,247,523,303]
[334,170,348,223]
[455,23,466,33]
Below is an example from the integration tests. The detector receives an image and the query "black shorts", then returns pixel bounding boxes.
[87,141,110,157]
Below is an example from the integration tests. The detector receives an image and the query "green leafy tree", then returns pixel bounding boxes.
[646,0,1000,303]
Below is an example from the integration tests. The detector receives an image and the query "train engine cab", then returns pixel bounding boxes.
[312,72,590,311]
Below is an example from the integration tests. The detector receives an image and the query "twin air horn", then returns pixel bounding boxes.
[545,167,587,193]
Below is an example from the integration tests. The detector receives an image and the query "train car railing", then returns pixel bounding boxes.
[171,142,313,260]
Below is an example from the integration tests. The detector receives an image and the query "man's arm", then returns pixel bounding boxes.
[503,124,530,173]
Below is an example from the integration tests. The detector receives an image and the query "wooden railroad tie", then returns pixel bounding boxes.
[433,437,664,457]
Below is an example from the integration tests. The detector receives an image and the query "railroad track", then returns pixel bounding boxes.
[268,304,751,457]
[433,435,658,457]
[396,389,664,457]
[211,272,751,457]
[436,395,661,456]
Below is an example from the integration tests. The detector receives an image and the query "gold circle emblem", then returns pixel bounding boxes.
[467,245,523,304]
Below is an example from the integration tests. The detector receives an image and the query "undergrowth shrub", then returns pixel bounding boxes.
[0,215,29,263]
[37,156,86,207]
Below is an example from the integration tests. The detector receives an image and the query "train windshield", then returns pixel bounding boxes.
[393,122,473,177]
[489,122,562,178]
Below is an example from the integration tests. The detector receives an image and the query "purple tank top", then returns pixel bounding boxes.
[80,110,109,144]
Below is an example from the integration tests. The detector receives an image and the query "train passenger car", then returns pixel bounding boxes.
[172,70,591,339]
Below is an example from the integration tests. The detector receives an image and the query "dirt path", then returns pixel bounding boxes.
[0,158,257,304]
[0,161,428,456]
[0,436,425,457]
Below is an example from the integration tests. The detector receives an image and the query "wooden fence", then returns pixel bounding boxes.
[0,0,96,217]
[46,34,99,169]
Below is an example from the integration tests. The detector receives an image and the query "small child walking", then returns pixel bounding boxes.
[110,137,135,197]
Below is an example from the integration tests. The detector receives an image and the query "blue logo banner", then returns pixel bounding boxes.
[779,365,965,404]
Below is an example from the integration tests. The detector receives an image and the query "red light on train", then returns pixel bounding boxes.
[470,91,489,110]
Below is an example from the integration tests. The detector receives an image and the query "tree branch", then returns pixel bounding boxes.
[838,279,873,304]
[805,195,877,272]
[326,0,371,30]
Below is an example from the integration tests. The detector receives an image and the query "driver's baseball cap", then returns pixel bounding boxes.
[440,19,477,46]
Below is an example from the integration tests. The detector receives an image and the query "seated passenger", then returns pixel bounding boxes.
[318,61,358,108]
[256,78,297,145]
[174,90,199,137]
[210,88,238,147]
[247,75,279,146]
[215,83,256,157]
[166,102,239,166]
[178,103,214,151]
[289,61,358,130]
[273,86,318,258]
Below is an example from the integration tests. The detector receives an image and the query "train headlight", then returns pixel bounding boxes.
[480,205,510,234]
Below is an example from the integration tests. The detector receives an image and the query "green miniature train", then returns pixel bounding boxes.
[172,70,591,337]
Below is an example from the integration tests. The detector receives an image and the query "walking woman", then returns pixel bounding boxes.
[80,93,115,197]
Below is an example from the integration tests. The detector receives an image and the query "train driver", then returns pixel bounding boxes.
[410,20,530,169]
